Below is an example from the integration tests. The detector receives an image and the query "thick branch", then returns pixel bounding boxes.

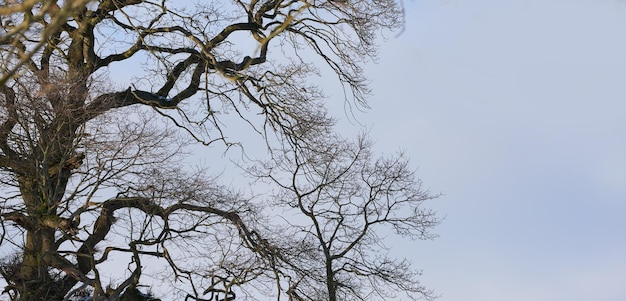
[0,85,23,170]
[210,22,261,46]
[94,0,144,16]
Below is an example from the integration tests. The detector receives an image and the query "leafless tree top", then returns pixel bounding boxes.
[0,2,439,301]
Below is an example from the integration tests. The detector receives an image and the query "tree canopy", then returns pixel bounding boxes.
[0,1,438,300]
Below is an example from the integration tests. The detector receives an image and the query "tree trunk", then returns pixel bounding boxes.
[326,263,337,301]
[9,173,73,300]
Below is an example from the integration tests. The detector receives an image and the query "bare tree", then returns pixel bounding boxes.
[250,134,439,301]
[0,82,273,300]
[0,1,435,301]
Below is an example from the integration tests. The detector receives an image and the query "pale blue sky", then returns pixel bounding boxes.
[358,1,626,300]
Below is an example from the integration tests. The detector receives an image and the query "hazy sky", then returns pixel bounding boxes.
[356,1,626,300]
